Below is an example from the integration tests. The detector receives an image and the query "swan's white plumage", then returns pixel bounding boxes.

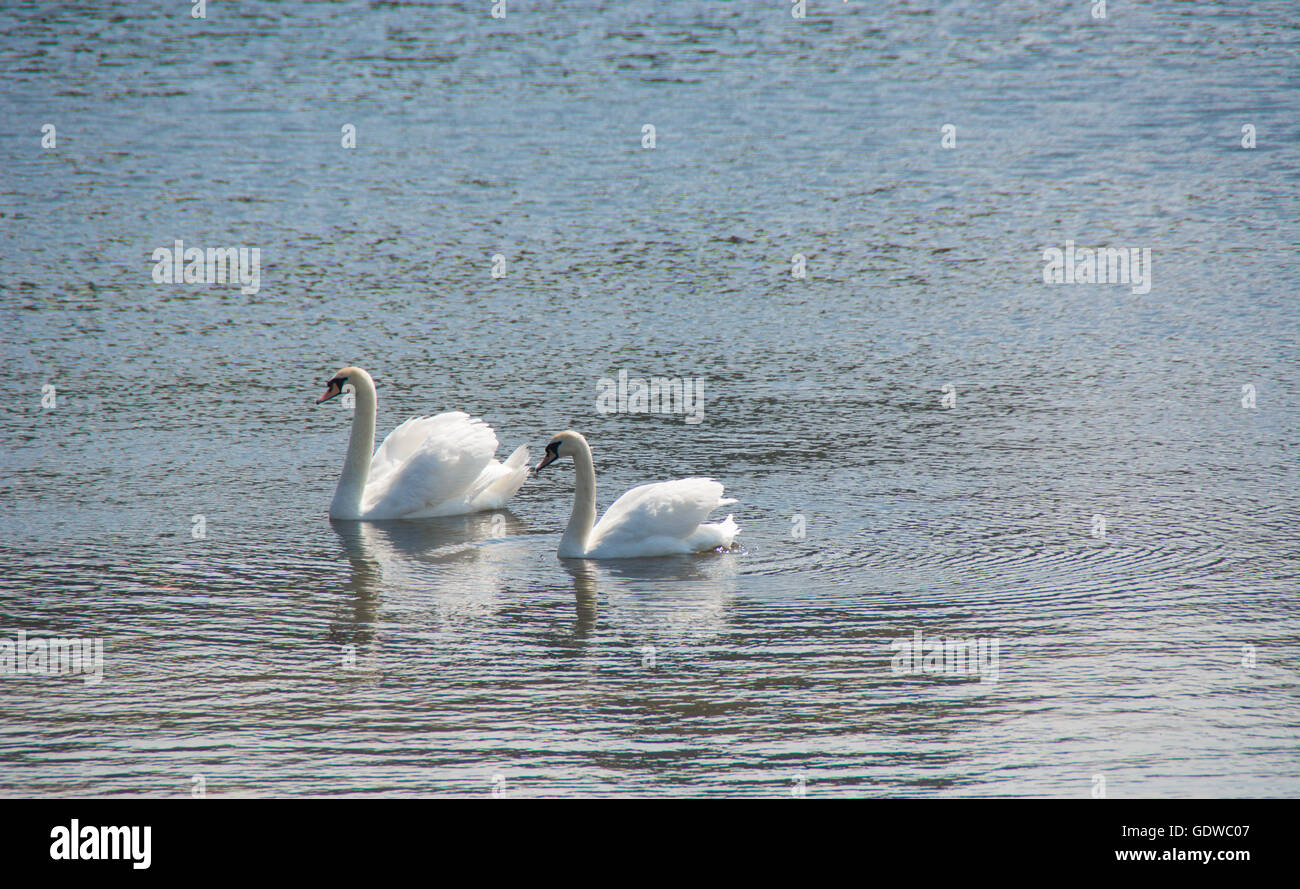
[584,478,738,558]
[461,443,531,512]
[363,412,518,519]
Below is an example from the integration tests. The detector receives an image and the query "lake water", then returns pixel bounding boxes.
[1,0,1297,797]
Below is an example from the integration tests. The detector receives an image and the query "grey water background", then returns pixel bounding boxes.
[1,0,1297,797]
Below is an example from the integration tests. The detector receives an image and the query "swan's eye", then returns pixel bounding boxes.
[546,441,560,457]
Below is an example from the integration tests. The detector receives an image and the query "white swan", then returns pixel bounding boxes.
[533,430,739,558]
[315,366,529,520]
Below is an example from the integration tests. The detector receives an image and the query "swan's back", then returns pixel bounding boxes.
[586,477,738,557]
[362,412,499,518]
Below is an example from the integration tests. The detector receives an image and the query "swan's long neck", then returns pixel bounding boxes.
[329,376,377,520]
[559,437,598,557]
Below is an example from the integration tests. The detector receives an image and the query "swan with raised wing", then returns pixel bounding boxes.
[316,366,529,520]
[533,430,739,558]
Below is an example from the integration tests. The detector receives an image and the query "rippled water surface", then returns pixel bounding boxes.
[1,0,1298,797]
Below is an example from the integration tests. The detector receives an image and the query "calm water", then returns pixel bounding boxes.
[1,0,1298,797]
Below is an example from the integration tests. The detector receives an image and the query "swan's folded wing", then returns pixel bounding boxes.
[362,412,498,518]
[587,477,733,550]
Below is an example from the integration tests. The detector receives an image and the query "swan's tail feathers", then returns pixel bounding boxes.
[687,513,739,553]
[466,444,530,511]
[503,444,530,470]
[719,497,738,507]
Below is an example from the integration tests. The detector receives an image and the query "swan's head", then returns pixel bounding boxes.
[534,430,587,473]
[315,365,372,405]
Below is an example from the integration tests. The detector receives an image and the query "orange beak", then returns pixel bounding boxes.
[316,380,342,404]
[534,446,559,473]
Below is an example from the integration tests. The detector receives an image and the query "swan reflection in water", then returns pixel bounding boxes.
[327,511,530,646]
[326,513,740,659]
[560,554,740,647]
